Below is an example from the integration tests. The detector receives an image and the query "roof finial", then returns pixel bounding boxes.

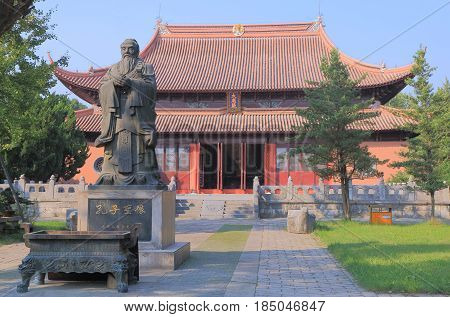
[311,15,324,31]
[156,18,170,35]
[47,51,54,64]
[317,15,323,25]
[316,0,325,27]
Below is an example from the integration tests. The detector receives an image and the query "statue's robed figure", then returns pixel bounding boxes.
[95,39,162,186]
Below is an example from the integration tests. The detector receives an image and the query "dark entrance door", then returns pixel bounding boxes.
[222,144,241,189]
[200,144,218,189]
[200,142,265,191]
[246,144,264,188]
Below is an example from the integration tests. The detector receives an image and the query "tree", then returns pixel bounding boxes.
[387,92,415,109]
[431,79,450,183]
[293,49,385,220]
[3,94,89,181]
[0,0,35,212]
[390,48,448,220]
[0,0,34,35]
[68,97,88,111]
[386,170,410,184]
[0,7,88,182]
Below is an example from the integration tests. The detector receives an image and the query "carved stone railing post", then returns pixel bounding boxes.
[378,177,386,201]
[317,177,325,200]
[287,176,293,200]
[49,175,56,199]
[18,174,26,194]
[167,176,177,192]
[79,176,86,191]
[253,176,260,217]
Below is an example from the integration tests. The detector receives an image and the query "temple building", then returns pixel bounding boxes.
[53,20,413,193]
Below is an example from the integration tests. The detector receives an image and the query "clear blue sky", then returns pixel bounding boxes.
[36,0,450,105]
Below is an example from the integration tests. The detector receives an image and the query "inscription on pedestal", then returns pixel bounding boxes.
[88,199,152,240]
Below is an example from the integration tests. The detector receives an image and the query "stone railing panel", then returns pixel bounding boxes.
[0,176,87,219]
[253,176,449,220]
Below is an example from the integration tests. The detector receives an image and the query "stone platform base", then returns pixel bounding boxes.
[139,242,190,271]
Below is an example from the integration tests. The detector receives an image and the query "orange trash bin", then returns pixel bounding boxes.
[369,205,393,225]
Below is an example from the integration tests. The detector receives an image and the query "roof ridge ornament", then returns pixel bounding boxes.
[311,15,324,31]
[232,24,245,37]
[156,18,170,35]
[47,51,54,64]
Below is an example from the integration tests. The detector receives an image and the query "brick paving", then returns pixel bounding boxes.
[225,220,372,297]
[0,219,373,297]
[0,242,28,296]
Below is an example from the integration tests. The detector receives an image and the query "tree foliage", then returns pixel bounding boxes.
[387,92,415,109]
[431,79,450,183]
[0,0,34,35]
[386,170,410,184]
[293,49,385,220]
[390,48,449,219]
[0,188,32,216]
[68,98,88,111]
[0,7,88,181]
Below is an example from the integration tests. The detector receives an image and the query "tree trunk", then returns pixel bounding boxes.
[430,191,435,221]
[340,177,351,221]
[0,152,23,214]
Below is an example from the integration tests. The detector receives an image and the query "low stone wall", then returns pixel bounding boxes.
[254,177,450,220]
[0,175,86,219]
[2,175,449,221]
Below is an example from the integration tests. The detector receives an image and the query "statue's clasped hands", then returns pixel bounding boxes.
[114,75,131,87]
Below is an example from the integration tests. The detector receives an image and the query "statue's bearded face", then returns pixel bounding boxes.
[118,40,139,75]
[120,42,138,59]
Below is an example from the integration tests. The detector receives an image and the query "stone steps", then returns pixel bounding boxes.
[175,194,255,219]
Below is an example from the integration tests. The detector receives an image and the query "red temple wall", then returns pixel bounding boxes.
[355,140,406,185]
[73,142,103,184]
[271,141,405,186]
[75,140,405,188]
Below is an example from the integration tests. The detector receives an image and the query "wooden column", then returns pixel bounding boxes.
[189,143,200,193]
[240,143,246,190]
[264,143,277,185]
[217,143,223,191]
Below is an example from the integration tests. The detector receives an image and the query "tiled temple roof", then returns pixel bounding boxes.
[76,106,414,134]
[54,21,412,104]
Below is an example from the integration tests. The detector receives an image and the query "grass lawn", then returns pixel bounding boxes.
[0,220,66,246]
[32,220,67,231]
[314,221,450,295]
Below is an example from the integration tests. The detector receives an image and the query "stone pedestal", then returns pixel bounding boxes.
[139,241,190,270]
[287,208,316,234]
[78,185,190,271]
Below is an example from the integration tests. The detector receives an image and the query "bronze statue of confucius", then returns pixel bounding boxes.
[95,39,163,187]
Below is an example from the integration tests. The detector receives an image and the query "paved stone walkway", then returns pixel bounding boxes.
[0,242,28,296]
[0,219,371,297]
[225,220,372,296]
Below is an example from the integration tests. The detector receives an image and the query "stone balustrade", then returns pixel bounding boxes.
[1,174,448,220]
[254,176,450,220]
[0,175,87,219]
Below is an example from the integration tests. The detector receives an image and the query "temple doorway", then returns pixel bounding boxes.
[222,144,241,189]
[200,143,218,189]
[246,144,264,189]
[199,143,265,192]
